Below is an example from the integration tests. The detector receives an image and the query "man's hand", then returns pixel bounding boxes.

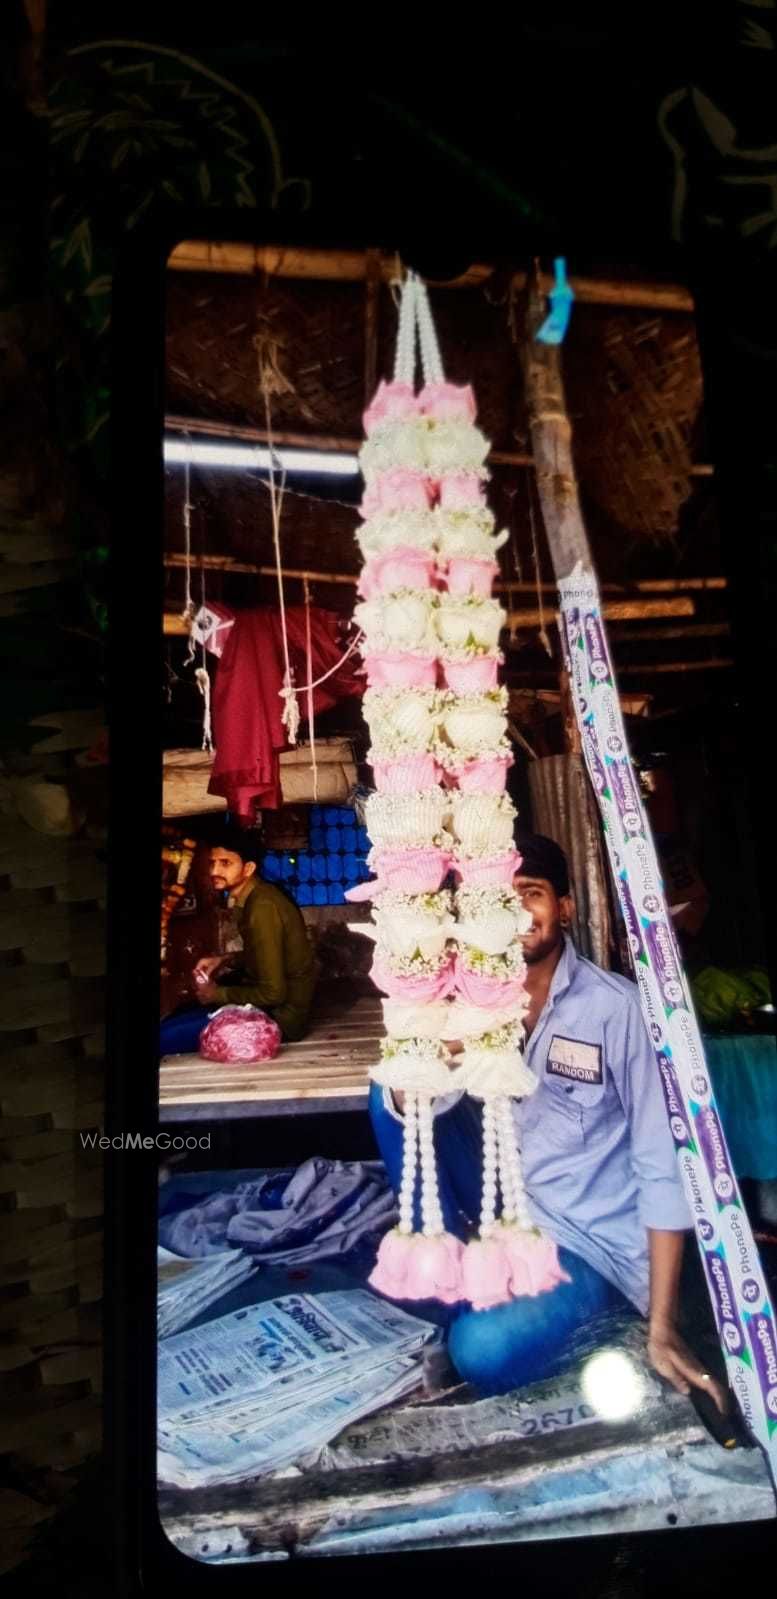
[647,1321,728,1414]
[197,978,221,1005]
[194,956,224,978]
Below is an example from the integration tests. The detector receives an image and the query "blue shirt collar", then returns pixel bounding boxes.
[546,934,578,1008]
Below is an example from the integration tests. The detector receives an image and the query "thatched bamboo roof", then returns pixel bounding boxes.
[163,252,730,717]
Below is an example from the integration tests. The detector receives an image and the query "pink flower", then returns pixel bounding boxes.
[369,1228,416,1298]
[454,960,527,1009]
[444,557,498,599]
[501,1228,571,1298]
[403,1232,465,1304]
[418,382,477,424]
[438,472,487,511]
[363,380,418,435]
[363,651,438,690]
[359,547,436,598]
[454,755,512,794]
[442,655,500,694]
[371,956,456,1003]
[371,754,442,793]
[453,850,522,890]
[361,470,432,517]
[345,844,451,902]
[460,1235,513,1311]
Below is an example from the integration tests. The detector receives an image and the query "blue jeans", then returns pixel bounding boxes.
[368,1082,632,1396]
[159,1006,214,1055]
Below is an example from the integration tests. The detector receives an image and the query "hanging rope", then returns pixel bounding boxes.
[182,457,196,666]
[257,354,299,745]
[196,541,214,753]
[303,575,318,802]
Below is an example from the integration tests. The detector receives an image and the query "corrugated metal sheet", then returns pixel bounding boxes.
[528,754,613,968]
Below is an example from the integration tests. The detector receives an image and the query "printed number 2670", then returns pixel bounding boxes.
[519,1405,595,1436]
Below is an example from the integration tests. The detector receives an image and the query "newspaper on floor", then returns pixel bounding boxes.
[157,1289,437,1487]
[157,1246,259,1339]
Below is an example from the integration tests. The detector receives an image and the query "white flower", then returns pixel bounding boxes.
[382,1000,451,1040]
[357,511,437,557]
[424,420,490,473]
[374,942,450,978]
[354,592,437,654]
[371,1037,452,1094]
[363,688,441,756]
[443,1000,526,1039]
[365,789,451,849]
[454,887,532,952]
[451,1045,537,1100]
[359,419,430,476]
[438,689,509,756]
[373,891,455,960]
[435,596,505,652]
[459,943,526,979]
[452,792,516,857]
[434,508,497,559]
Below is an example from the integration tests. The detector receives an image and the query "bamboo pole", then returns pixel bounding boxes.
[167,241,695,312]
[165,413,712,477]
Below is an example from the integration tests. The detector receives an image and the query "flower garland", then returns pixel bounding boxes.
[346,272,566,1309]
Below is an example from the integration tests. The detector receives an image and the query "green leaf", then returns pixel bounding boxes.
[198,162,212,200]
[85,276,112,298]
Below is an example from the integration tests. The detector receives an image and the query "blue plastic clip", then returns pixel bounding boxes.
[536,258,574,345]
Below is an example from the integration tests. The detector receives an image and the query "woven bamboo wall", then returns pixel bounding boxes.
[0,732,106,1576]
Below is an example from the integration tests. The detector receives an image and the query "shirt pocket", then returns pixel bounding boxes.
[560,1077,611,1146]
[532,1083,586,1151]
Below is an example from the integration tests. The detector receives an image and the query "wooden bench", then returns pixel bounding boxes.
[158,992,382,1122]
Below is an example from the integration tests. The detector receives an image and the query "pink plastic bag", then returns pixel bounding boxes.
[199,1006,281,1063]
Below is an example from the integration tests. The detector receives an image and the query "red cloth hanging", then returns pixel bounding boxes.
[203,603,363,819]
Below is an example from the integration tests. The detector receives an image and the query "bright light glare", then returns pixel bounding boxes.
[580,1350,645,1422]
[164,439,359,476]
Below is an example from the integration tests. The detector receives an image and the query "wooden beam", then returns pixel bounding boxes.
[165,554,358,584]
[617,657,734,675]
[609,621,730,643]
[163,552,728,597]
[167,242,695,312]
[165,414,712,477]
[162,595,697,637]
[506,597,695,629]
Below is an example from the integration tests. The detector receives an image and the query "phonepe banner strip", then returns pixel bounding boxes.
[558,562,777,1482]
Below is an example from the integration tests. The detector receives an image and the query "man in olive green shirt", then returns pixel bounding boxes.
[194,829,315,1042]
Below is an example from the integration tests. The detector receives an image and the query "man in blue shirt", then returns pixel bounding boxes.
[369,833,727,1411]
